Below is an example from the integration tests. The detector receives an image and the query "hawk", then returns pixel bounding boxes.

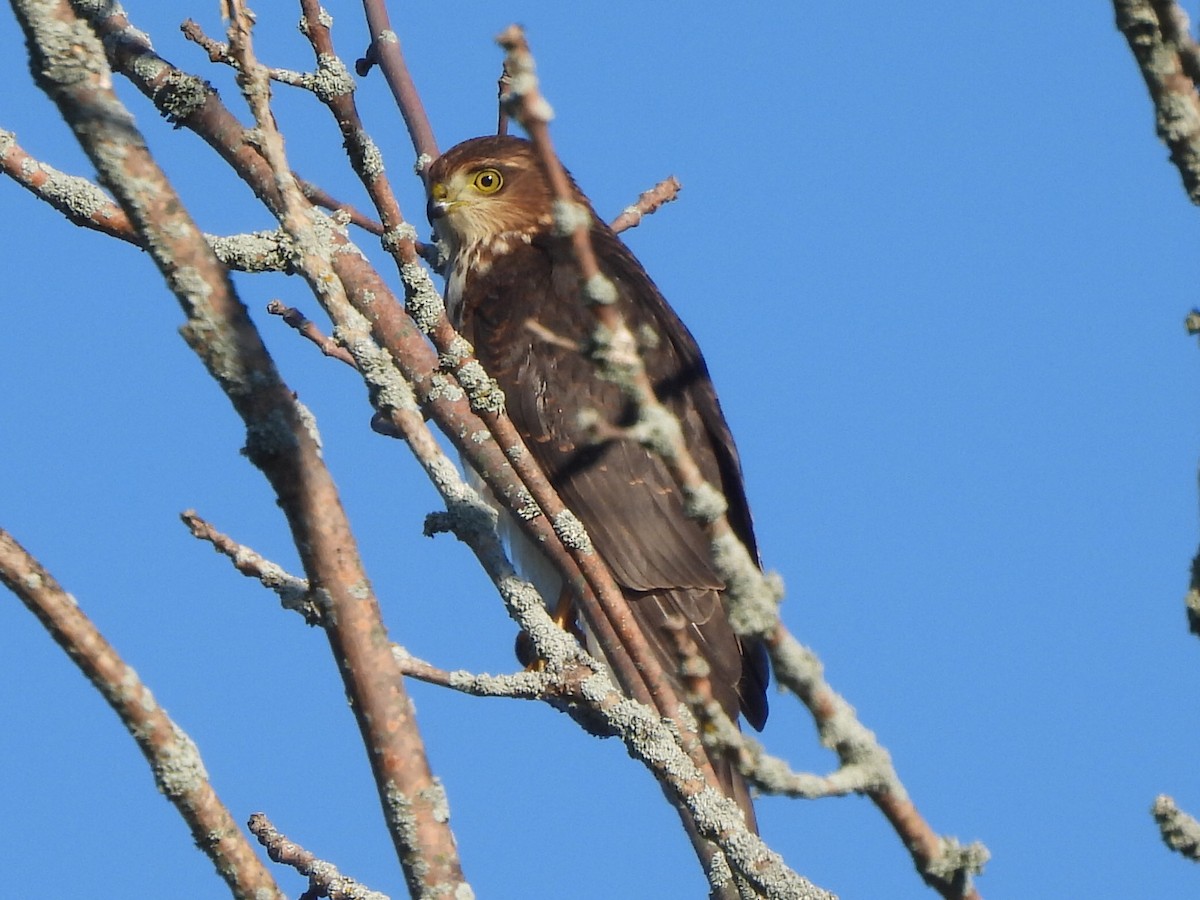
[426,135,769,830]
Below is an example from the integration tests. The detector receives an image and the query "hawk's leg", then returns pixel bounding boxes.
[515,585,585,669]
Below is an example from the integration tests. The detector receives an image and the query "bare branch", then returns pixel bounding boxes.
[248,813,390,900]
[356,0,438,164]
[266,300,359,367]
[1113,0,1200,202]
[0,130,297,271]
[497,62,511,136]
[392,646,559,700]
[766,624,988,897]
[669,615,878,801]
[296,175,385,235]
[181,510,322,624]
[494,25,835,900]
[220,5,470,893]
[609,175,682,233]
[495,23,987,900]
[0,527,285,900]
[0,128,135,239]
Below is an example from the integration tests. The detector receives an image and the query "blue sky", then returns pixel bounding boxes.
[2,2,1198,898]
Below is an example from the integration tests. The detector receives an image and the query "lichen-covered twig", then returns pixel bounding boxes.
[1113,0,1200,203]
[266,300,358,368]
[296,175,385,235]
[1153,794,1200,860]
[0,527,284,900]
[248,813,390,900]
[0,128,134,239]
[609,175,682,233]
[181,510,321,624]
[0,130,294,272]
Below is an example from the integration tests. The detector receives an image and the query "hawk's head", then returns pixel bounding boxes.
[426,135,558,260]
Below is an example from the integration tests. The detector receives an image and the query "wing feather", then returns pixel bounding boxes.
[459,220,768,731]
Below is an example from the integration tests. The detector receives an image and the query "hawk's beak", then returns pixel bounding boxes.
[427,183,451,221]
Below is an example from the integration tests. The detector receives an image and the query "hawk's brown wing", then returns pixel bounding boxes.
[459,219,769,734]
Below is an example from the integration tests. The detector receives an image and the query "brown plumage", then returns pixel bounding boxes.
[426,135,769,830]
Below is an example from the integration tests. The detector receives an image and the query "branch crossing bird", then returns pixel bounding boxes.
[426,135,770,831]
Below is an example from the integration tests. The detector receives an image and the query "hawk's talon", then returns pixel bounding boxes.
[515,586,584,671]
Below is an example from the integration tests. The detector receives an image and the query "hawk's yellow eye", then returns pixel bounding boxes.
[472,168,503,194]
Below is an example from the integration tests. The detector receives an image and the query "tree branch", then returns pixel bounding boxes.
[609,175,682,233]
[355,0,438,165]
[0,527,284,900]
[1114,0,1200,203]
[181,509,322,624]
[248,812,390,900]
[496,22,986,900]
[14,2,470,895]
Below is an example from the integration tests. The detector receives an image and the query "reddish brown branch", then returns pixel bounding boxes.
[497,63,512,136]
[17,2,469,896]
[495,15,739,764]
[248,813,388,900]
[181,510,322,624]
[296,176,385,235]
[357,0,438,165]
[222,7,470,894]
[496,23,986,900]
[0,528,284,900]
[609,175,682,233]
[181,17,234,64]
[0,130,136,241]
[266,300,358,367]
[494,26,825,900]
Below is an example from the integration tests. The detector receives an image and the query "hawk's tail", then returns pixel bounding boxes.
[711,741,758,835]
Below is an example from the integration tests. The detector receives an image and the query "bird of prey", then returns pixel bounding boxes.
[426,135,769,830]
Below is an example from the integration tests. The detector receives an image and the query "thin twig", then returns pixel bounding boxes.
[248,813,390,900]
[266,300,359,367]
[356,0,439,165]
[609,175,682,233]
[297,176,385,235]
[497,61,512,136]
[0,129,135,239]
[1114,0,1200,203]
[181,510,322,624]
[0,131,297,272]
[392,646,559,700]
[495,25,822,900]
